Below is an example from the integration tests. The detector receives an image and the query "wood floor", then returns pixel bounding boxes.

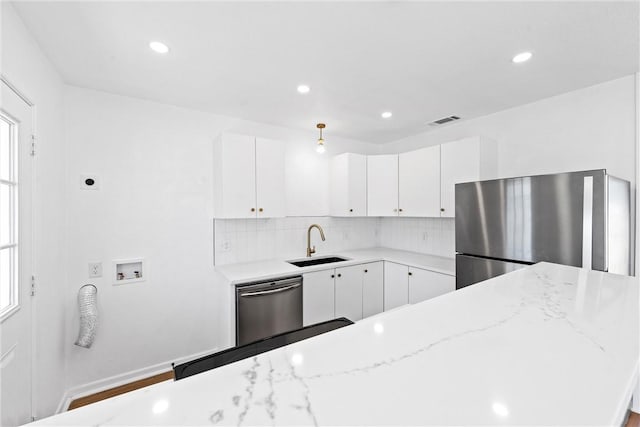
[627,411,640,427]
[68,376,640,425]
[67,371,174,410]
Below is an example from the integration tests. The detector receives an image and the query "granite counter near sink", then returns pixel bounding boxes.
[214,247,455,285]
[28,263,639,426]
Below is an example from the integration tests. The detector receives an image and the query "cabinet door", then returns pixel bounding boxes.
[348,154,368,216]
[408,268,456,304]
[367,155,399,217]
[362,262,384,318]
[214,134,256,218]
[399,146,441,217]
[302,270,335,326]
[330,154,349,216]
[256,137,286,218]
[335,265,363,322]
[440,137,480,218]
[383,262,409,310]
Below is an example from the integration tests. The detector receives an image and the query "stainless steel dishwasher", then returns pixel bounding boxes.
[235,276,303,346]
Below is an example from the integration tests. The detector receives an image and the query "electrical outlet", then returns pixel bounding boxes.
[89,262,102,278]
[220,241,231,252]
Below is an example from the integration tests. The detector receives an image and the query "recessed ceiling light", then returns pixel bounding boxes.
[297,84,310,94]
[149,41,169,54]
[381,111,393,119]
[512,51,532,64]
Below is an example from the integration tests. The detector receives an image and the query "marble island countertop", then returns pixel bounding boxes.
[215,247,456,285]
[29,262,638,426]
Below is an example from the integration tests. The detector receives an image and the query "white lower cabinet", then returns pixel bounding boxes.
[335,265,364,321]
[334,262,384,321]
[303,261,453,325]
[304,262,384,325]
[302,270,335,326]
[362,262,384,318]
[408,267,456,304]
[383,262,409,310]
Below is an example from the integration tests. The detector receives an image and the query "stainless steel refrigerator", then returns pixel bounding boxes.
[455,169,632,289]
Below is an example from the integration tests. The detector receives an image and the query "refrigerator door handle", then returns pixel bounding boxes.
[582,176,593,269]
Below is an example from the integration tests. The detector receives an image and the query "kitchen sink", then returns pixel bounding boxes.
[287,256,350,268]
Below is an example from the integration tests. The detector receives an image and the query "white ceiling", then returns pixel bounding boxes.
[11,1,639,144]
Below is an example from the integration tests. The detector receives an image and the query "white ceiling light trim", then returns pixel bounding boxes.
[149,41,170,54]
[512,51,533,63]
[297,84,310,94]
[381,111,393,119]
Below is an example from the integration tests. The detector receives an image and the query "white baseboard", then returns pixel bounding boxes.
[55,346,220,414]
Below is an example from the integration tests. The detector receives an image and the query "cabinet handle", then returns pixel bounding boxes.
[349,209,353,212]
[393,208,398,212]
[364,269,368,273]
[259,208,264,212]
[399,208,403,212]
[337,273,342,278]
[440,208,445,212]
[331,274,335,279]
[251,208,256,212]
[408,272,413,276]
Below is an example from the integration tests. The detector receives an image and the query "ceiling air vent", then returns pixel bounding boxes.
[428,115,461,126]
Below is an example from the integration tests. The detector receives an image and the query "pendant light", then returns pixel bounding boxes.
[316,123,326,153]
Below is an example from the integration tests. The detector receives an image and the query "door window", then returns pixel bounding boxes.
[0,113,19,319]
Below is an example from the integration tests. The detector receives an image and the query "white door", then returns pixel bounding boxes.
[215,133,256,218]
[367,155,398,217]
[362,262,384,318]
[302,270,335,326]
[255,137,286,218]
[408,268,456,304]
[383,262,408,310]
[1,81,34,426]
[399,146,441,217]
[440,137,480,218]
[334,265,363,322]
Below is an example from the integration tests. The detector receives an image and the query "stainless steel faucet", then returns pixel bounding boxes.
[306,224,326,257]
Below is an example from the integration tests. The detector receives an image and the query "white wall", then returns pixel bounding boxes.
[63,86,379,393]
[1,2,67,419]
[380,76,637,264]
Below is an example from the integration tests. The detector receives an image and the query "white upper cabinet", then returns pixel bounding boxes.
[330,153,367,217]
[367,154,399,217]
[256,137,286,218]
[399,145,441,217]
[213,133,286,218]
[440,136,497,218]
[213,133,256,219]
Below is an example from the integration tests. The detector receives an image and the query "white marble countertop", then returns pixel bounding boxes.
[30,263,638,426]
[215,247,456,285]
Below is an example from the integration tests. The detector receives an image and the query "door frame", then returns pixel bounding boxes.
[1,75,37,422]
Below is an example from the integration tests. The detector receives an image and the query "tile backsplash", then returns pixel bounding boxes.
[214,217,381,265]
[379,217,455,258]
[214,216,456,265]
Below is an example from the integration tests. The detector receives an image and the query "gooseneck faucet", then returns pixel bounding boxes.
[307,224,326,257]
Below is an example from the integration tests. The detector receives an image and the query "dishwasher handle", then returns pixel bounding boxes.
[239,283,301,297]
